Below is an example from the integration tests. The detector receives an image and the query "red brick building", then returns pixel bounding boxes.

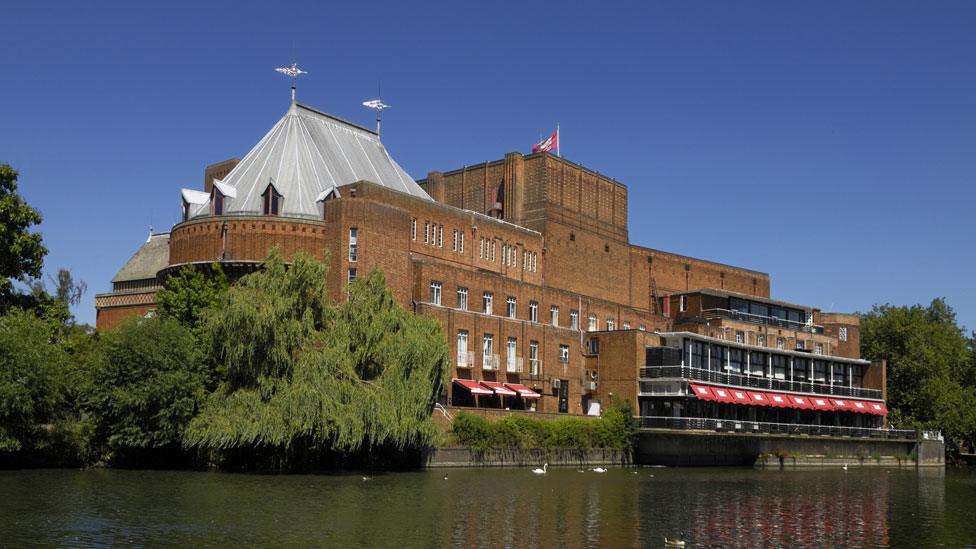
[96,99,888,433]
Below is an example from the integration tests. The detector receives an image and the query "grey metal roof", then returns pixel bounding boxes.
[185,102,430,219]
[674,288,813,312]
[111,233,170,283]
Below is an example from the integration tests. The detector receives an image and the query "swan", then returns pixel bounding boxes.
[532,463,548,475]
[591,467,607,473]
[842,463,848,471]
[664,536,686,547]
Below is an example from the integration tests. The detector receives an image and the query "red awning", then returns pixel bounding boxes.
[690,384,716,401]
[766,393,790,408]
[729,389,751,404]
[710,386,736,403]
[453,379,494,396]
[810,396,834,411]
[788,395,812,410]
[481,380,518,397]
[830,398,851,411]
[505,383,541,399]
[865,401,888,416]
[747,391,770,406]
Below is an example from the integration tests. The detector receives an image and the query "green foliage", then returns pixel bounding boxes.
[861,298,976,453]
[184,251,450,468]
[81,316,209,461]
[0,164,47,307]
[451,404,638,452]
[155,264,228,331]
[0,309,66,452]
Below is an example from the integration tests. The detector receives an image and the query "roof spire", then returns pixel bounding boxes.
[275,62,307,104]
[362,81,390,138]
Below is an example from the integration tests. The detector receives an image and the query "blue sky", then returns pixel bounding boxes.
[1,1,974,330]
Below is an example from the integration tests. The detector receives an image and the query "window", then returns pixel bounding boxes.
[522,249,527,270]
[735,331,745,344]
[529,301,538,323]
[506,296,517,318]
[457,287,468,311]
[794,358,810,382]
[510,246,516,266]
[424,222,430,244]
[559,344,570,363]
[429,281,442,305]
[479,238,484,259]
[776,337,785,350]
[502,244,508,265]
[506,337,518,372]
[452,230,458,252]
[796,340,806,351]
[262,184,282,215]
[815,343,824,355]
[606,319,615,331]
[551,305,559,327]
[588,338,600,354]
[348,228,358,262]
[757,334,766,347]
[839,326,848,342]
[529,341,540,375]
[570,310,579,330]
[709,344,726,372]
[813,360,827,382]
[588,314,598,332]
[639,324,646,331]
[483,334,494,357]
[212,188,225,215]
[437,225,443,247]
[689,340,706,368]
[831,362,847,385]
[491,241,496,261]
[623,321,630,330]
[347,268,357,282]
[850,364,863,388]
[459,232,464,254]
[411,218,417,240]
[679,295,688,312]
[483,292,493,315]
[749,351,766,376]
[457,330,469,366]
[771,354,787,379]
[728,348,744,374]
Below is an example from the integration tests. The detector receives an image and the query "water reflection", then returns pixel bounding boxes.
[0,467,972,548]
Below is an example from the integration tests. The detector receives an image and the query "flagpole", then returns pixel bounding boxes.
[557,123,561,157]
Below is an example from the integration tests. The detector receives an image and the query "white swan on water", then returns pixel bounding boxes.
[591,467,607,473]
[532,463,548,475]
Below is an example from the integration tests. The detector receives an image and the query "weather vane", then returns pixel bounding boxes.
[363,82,390,137]
[275,62,307,103]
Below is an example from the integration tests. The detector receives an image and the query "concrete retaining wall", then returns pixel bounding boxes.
[427,447,630,468]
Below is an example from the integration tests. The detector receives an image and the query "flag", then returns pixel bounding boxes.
[532,128,559,154]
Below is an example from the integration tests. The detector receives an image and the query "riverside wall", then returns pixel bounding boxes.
[426,447,629,468]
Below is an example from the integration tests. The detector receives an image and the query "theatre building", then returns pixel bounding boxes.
[95,96,896,439]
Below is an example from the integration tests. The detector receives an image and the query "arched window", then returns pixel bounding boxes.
[262,184,283,216]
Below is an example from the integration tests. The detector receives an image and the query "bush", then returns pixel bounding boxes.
[452,412,492,450]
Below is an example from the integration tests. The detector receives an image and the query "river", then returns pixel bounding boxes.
[0,466,972,547]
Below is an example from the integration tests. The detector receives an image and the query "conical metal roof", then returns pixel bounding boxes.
[188,102,429,220]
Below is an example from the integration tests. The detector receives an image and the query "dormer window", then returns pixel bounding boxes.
[182,199,190,221]
[212,188,225,215]
[262,184,283,216]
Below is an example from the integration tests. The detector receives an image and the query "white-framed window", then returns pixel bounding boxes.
[437,224,443,247]
[839,327,848,342]
[479,238,484,259]
[679,295,688,312]
[491,241,496,261]
[815,343,824,355]
[522,249,527,270]
[457,330,469,364]
[757,334,766,347]
[622,321,630,330]
[559,344,570,363]
[483,292,493,315]
[424,222,430,244]
[529,301,538,323]
[570,310,579,330]
[510,246,516,266]
[639,324,646,331]
[348,268,357,282]
[529,341,540,375]
[483,333,494,357]
[551,305,559,327]
[532,252,537,272]
[735,331,745,344]
[796,340,806,350]
[506,296,516,319]
[606,319,615,331]
[588,314,598,332]
[459,232,464,254]
[348,227,358,262]
[452,230,458,252]
[429,281,442,305]
[411,218,416,241]
[502,244,508,265]
[506,337,518,371]
[457,287,468,311]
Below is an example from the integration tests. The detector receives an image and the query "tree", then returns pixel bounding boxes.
[860,298,976,454]
[48,268,87,308]
[155,264,228,331]
[184,251,449,469]
[0,164,47,308]
[81,316,209,464]
[0,309,67,453]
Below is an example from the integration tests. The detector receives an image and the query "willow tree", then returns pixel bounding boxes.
[184,251,449,468]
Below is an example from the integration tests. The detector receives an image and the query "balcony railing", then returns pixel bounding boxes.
[698,308,825,335]
[506,356,524,373]
[528,358,542,376]
[456,351,474,369]
[640,365,882,400]
[639,416,916,440]
[482,354,500,371]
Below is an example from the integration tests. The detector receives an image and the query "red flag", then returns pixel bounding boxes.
[532,129,559,153]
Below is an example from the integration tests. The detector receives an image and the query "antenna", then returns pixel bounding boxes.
[362,83,390,137]
[275,62,307,103]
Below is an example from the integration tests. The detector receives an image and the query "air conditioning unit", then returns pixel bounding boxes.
[552,379,562,389]
[584,381,597,392]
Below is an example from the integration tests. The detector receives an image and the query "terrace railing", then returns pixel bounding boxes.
[699,308,826,334]
[639,416,917,440]
[640,364,882,400]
